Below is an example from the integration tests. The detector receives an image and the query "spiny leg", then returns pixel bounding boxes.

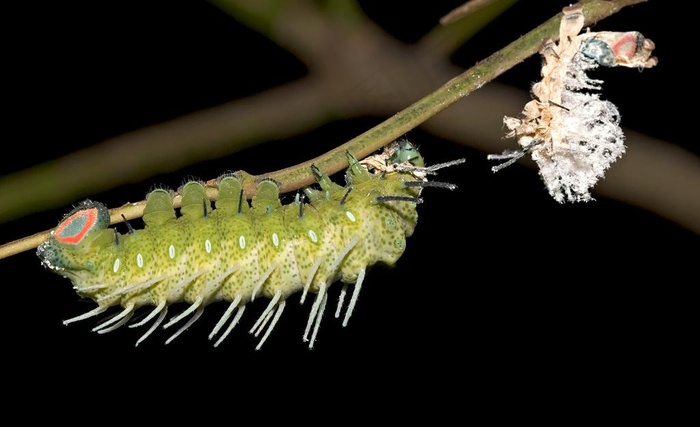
[129,300,166,328]
[75,284,109,293]
[255,300,286,350]
[252,308,275,337]
[96,275,166,305]
[308,236,360,324]
[394,157,466,174]
[301,235,359,343]
[166,269,206,301]
[213,304,247,348]
[308,292,328,349]
[343,268,365,327]
[487,141,541,172]
[300,256,323,305]
[335,284,348,319]
[209,294,241,340]
[250,290,281,335]
[165,306,204,345]
[160,265,239,337]
[303,281,327,343]
[135,305,168,347]
[97,310,134,334]
[91,304,135,332]
[63,305,108,326]
[163,297,204,329]
[330,236,360,273]
[251,263,277,301]
[200,265,239,300]
[404,180,458,191]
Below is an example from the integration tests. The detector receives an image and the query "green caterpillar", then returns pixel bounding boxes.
[37,140,462,348]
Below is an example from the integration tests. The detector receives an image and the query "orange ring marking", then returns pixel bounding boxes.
[55,208,99,245]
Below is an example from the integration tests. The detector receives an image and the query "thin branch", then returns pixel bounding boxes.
[420,0,520,59]
[440,0,505,25]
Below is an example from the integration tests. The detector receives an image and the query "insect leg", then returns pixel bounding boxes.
[209,294,241,340]
[342,268,365,327]
[91,303,134,332]
[165,306,204,345]
[213,304,247,348]
[308,291,328,349]
[62,305,108,326]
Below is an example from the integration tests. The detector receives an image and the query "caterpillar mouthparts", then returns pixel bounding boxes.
[37,140,464,349]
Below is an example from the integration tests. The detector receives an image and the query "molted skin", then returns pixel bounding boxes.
[37,141,429,348]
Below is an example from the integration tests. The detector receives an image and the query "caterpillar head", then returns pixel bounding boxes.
[389,138,424,168]
[37,200,113,279]
[356,139,426,180]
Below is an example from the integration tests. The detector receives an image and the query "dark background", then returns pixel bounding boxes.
[1,1,694,413]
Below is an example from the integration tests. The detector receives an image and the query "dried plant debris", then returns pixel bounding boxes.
[489,5,657,202]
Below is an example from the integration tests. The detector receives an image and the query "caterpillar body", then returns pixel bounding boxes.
[37,140,462,349]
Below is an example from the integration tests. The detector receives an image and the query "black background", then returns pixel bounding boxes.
[1,1,695,415]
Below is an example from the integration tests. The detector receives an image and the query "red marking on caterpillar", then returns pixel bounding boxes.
[37,140,464,349]
[55,207,100,245]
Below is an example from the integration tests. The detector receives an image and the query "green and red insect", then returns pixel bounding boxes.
[37,140,463,349]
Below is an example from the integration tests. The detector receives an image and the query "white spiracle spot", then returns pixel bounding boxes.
[308,229,318,243]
